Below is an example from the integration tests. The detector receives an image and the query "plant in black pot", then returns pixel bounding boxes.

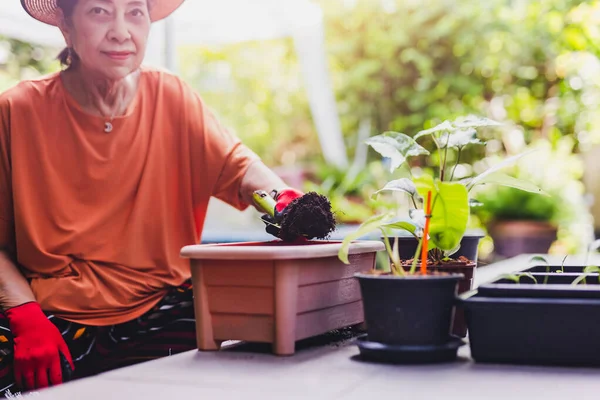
[338,115,544,363]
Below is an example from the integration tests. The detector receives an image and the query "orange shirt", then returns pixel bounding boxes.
[0,67,259,326]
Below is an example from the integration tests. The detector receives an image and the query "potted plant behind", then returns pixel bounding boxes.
[338,115,544,363]
[474,182,560,259]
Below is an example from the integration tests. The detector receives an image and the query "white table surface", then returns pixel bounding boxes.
[26,254,600,400]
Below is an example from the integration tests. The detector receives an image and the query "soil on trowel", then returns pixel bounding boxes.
[279,192,336,242]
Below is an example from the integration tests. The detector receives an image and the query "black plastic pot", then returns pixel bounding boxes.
[384,231,483,338]
[462,272,600,366]
[356,273,463,346]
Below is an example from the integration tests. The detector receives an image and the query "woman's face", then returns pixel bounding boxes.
[61,0,151,80]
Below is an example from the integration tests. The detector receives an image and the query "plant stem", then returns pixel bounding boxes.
[381,230,404,276]
[431,136,443,180]
[410,194,418,209]
[380,231,394,272]
[450,147,462,181]
[404,163,414,179]
[440,133,451,182]
[392,236,403,275]
[410,238,423,275]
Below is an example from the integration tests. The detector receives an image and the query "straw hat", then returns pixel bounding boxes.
[20,0,185,26]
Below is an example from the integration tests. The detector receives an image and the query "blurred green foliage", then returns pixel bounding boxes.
[474,186,561,223]
[0,36,59,87]
[2,0,599,166]
[322,0,600,160]
[177,42,317,167]
[1,0,598,253]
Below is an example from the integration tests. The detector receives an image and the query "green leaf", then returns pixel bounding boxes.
[467,149,539,190]
[499,273,521,283]
[453,115,502,129]
[338,212,394,264]
[528,255,551,281]
[529,255,549,265]
[414,120,453,140]
[414,175,469,251]
[469,171,546,194]
[500,273,537,284]
[373,178,419,199]
[382,219,421,236]
[439,127,484,149]
[365,132,430,173]
[570,267,600,286]
[584,265,600,273]
[443,242,461,258]
[415,116,500,142]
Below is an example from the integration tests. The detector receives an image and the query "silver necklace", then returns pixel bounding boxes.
[104,117,115,133]
[100,95,123,133]
[84,71,139,133]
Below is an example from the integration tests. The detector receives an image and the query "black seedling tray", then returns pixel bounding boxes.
[477,273,600,299]
[522,265,587,273]
[460,290,600,366]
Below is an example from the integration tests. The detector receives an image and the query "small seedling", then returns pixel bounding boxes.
[526,255,600,287]
[571,266,600,286]
[499,272,538,284]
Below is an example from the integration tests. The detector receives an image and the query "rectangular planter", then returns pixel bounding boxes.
[461,272,600,366]
[477,273,600,299]
[180,240,384,356]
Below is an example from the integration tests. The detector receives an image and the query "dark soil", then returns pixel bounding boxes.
[364,269,458,277]
[223,325,364,354]
[401,255,474,267]
[279,192,336,241]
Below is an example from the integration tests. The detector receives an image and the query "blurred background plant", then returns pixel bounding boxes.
[1,0,599,257]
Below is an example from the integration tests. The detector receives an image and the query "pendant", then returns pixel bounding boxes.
[104,122,113,133]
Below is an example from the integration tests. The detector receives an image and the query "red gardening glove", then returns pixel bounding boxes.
[261,188,304,238]
[274,188,304,215]
[4,302,74,390]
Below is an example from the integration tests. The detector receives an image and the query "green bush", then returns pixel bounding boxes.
[474,186,560,223]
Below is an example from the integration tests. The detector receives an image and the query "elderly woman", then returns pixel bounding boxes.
[0,0,306,395]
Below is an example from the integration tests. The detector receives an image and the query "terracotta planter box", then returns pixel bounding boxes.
[180,240,384,356]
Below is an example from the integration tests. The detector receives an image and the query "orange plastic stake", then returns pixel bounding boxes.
[421,191,432,275]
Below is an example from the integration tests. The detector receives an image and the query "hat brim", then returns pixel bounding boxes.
[21,0,185,26]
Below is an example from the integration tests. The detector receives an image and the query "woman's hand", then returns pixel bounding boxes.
[4,302,74,390]
[260,188,304,237]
